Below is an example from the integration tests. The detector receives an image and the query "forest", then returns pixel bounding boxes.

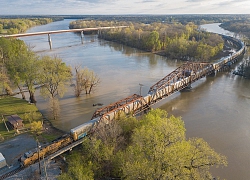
[0,17,61,34]
[220,20,250,40]
[65,14,250,25]
[70,20,224,61]
[59,109,227,180]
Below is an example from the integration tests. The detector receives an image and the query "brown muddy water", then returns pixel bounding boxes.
[19,20,250,179]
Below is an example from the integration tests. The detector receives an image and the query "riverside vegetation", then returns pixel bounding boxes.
[59,109,227,180]
[0,18,231,179]
[69,20,224,61]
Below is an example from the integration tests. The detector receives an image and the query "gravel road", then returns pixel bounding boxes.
[0,133,37,166]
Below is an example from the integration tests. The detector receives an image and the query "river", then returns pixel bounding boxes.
[20,20,250,179]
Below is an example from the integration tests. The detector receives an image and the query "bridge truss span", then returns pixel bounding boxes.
[92,94,149,121]
[148,62,214,93]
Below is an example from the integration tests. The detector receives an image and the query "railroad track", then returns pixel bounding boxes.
[0,166,25,180]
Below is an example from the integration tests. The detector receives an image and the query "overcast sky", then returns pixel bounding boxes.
[0,0,250,15]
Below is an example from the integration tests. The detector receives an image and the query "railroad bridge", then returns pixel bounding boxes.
[91,35,246,124]
[0,32,246,179]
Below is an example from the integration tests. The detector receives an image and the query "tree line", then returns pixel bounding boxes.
[220,21,250,77]
[0,18,59,34]
[0,37,100,119]
[70,20,224,62]
[59,109,227,180]
[66,14,250,25]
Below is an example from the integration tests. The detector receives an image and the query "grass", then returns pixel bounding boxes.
[0,96,41,141]
[0,97,38,114]
[0,96,64,143]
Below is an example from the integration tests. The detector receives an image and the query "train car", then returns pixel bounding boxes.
[70,118,99,141]
[19,134,73,166]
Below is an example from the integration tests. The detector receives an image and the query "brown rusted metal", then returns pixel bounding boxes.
[148,62,213,93]
[91,94,144,119]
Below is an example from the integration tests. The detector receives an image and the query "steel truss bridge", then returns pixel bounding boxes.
[91,35,246,124]
[5,34,247,167]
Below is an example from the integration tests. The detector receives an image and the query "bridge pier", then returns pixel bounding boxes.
[81,31,84,44]
[208,70,216,76]
[181,83,192,91]
[48,34,52,50]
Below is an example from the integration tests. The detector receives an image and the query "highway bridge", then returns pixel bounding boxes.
[0,26,128,49]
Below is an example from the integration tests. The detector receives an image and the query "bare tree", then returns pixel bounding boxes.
[74,66,100,97]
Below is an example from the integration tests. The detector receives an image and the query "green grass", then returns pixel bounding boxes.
[0,96,38,115]
[0,96,41,141]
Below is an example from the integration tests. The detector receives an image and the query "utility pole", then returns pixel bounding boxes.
[37,140,41,175]
[43,154,48,180]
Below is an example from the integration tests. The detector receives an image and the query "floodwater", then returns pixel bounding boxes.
[20,20,250,179]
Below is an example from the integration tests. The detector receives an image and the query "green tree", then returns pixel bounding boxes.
[30,121,43,135]
[16,48,40,103]
[58,152,94,180]
[39,55,72,119]
[121,109,227,180]
[145,31,161,51]
[3,40,39,100]
[60,109,227,179]
[5,41,28,99]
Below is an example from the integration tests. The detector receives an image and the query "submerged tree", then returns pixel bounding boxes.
[74,66,100,97]
[39,55,72,119]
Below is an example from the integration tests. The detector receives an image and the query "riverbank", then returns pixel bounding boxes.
[154,48,232,62]
[0,96,64,143]
[0,96,65,179]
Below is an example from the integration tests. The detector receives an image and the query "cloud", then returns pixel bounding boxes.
[0,0,249,15]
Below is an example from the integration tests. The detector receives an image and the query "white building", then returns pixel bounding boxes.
[0,153,7,169]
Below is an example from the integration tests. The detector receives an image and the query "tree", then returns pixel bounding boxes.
[18,48,40,103]
[121,109,227,180]
[30,121,43,135]
[5,44,27,99]
[58,152,94,180]
[59,109,227,179]
[3,41,39,102]
[39,56,72,99]
[144,31,161,51]
[39,55,72,119]
[74,66,100,97]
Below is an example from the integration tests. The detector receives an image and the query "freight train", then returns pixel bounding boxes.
[18,35,246,167]
[19,118,100,166]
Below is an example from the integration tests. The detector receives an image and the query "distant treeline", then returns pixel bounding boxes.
[2,14,250,25]
[70,20,224,61]
[0,17,63,35]
[66,14,250,25]
[220,20,250,39]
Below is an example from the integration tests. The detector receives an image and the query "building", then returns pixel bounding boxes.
[6,114,24,130]
[0,153,7,169]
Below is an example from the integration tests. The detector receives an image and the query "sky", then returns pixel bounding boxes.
[0,0,250,15]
